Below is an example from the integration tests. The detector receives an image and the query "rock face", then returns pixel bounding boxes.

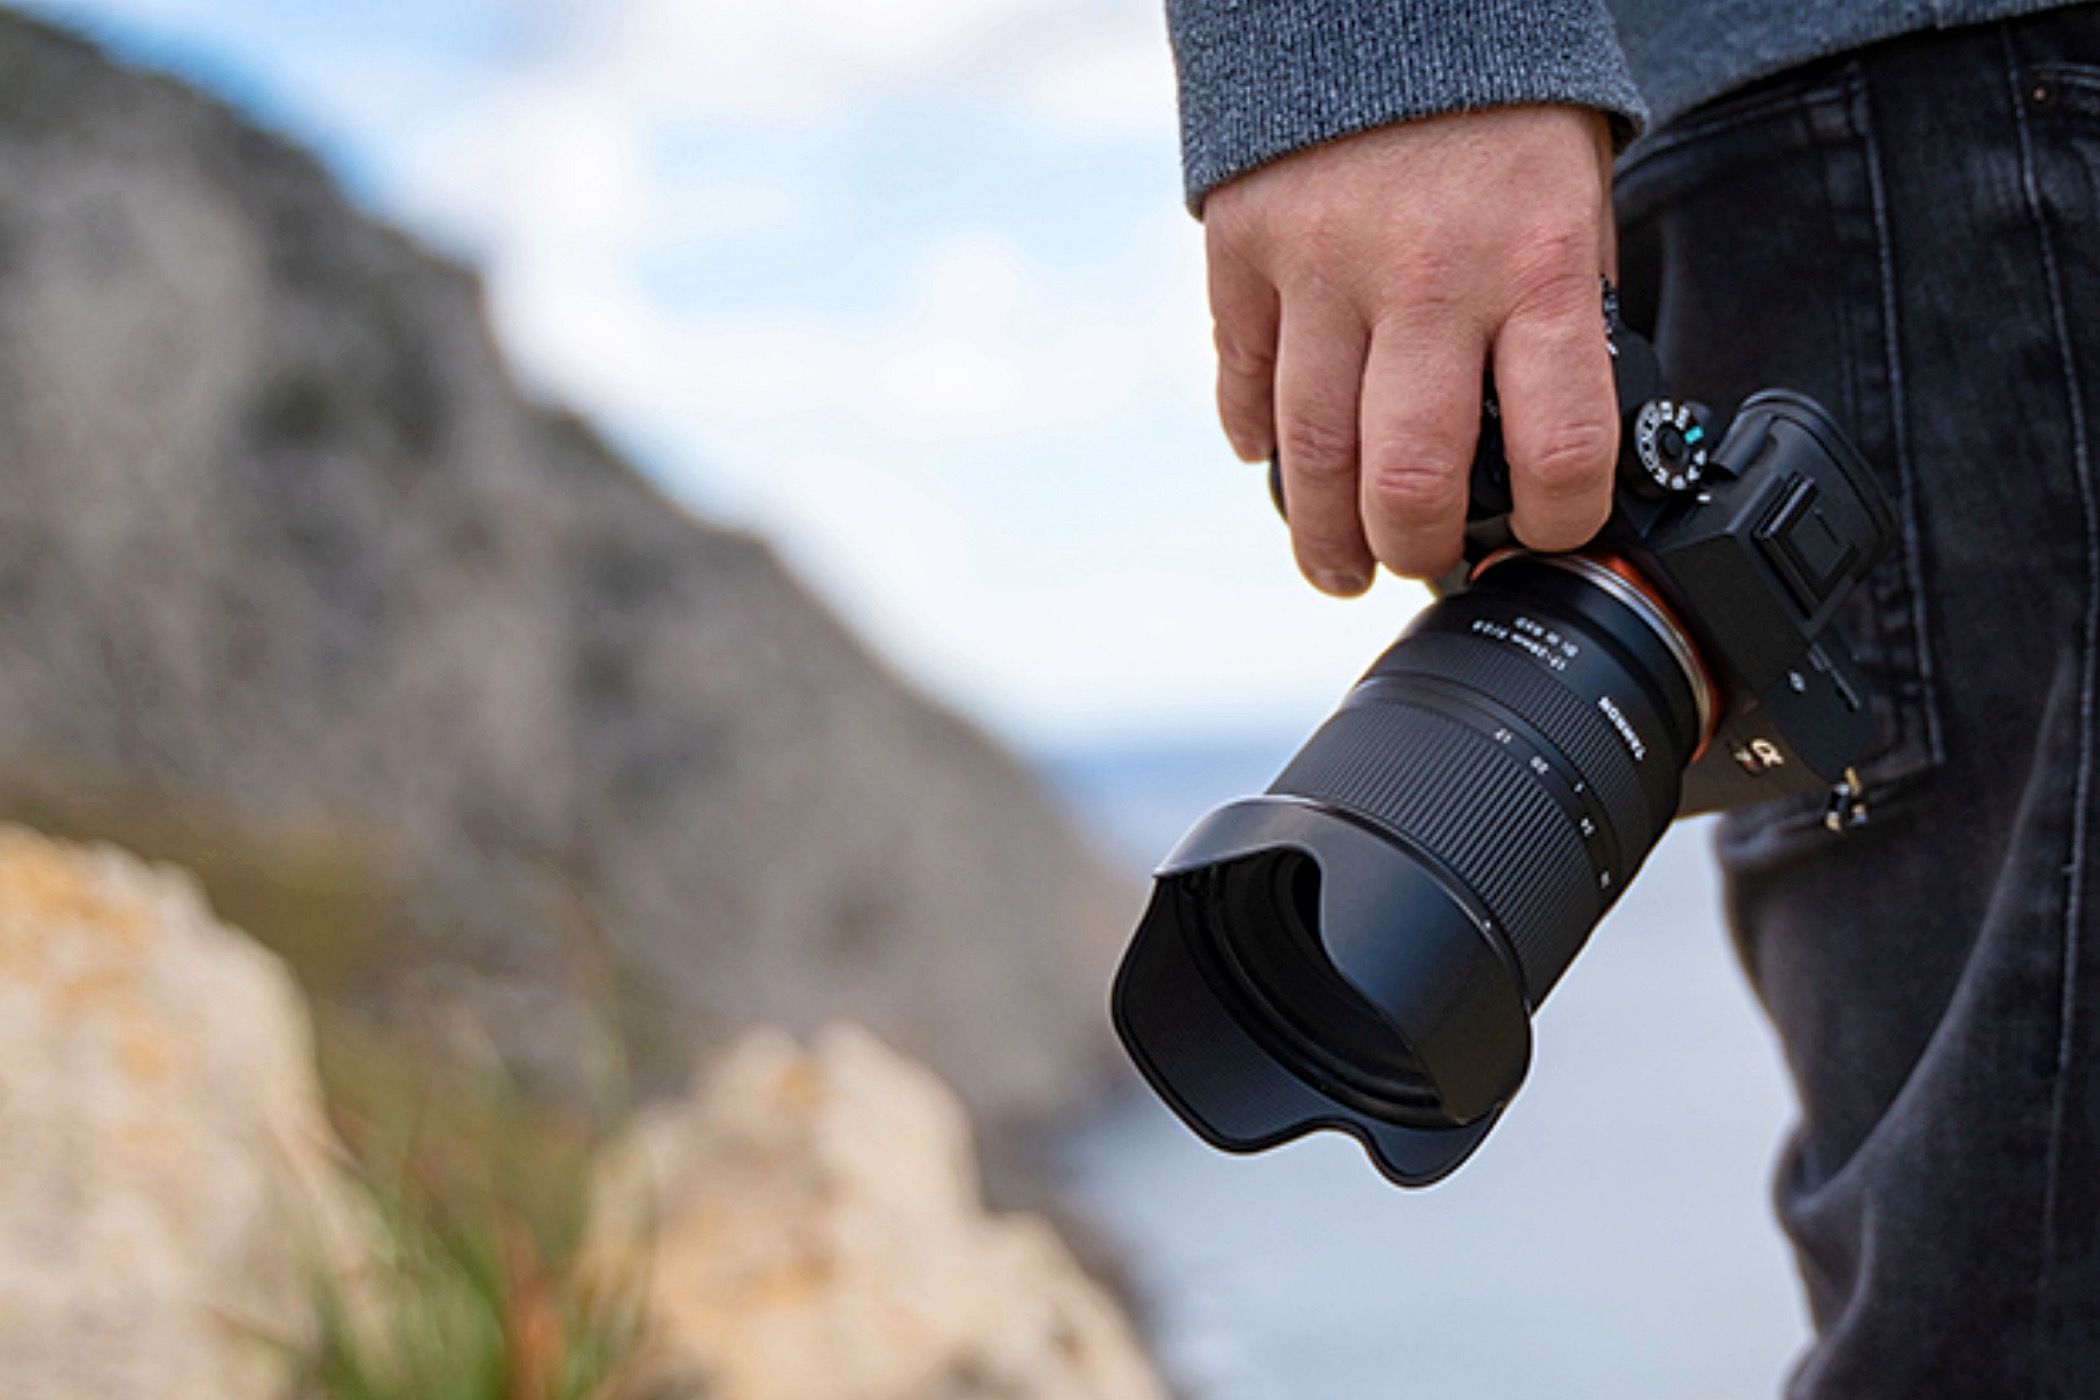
[0,13,1131,1125]
[0,826,367,1400]
[591,1024,1166,1400]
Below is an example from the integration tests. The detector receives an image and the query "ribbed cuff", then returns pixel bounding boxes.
[1169,0,1649,211]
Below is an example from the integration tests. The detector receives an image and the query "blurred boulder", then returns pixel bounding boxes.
[0,826,369,1400]
[590,1023,1166,1400]
[0,12,1132,1129]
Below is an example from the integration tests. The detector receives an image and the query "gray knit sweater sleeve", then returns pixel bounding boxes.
[1169,0,1649,211]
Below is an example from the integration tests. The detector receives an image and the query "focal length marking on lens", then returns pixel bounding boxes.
[1360,673,1627,906]
[1467,614,1582,672]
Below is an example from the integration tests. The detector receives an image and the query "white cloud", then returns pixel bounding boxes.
[578,0,1013,119]
[1001,8,1178,135]
[541,0,1172,132]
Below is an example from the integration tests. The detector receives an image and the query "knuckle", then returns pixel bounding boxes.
[1515,417,1615,497]
[1505,218,1598,308]
[1287,194,1348,261]
[1278,413,1357,480]
[1276,203,1373,295]
[1367,240,1461,310]
[1213,322,1274,379]
[1364,452,1463,517]
[1365,282,1464,339]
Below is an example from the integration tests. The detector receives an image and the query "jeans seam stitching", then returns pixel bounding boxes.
[1855,66,1944,770]
[2006,29,2099,1395]
[1813,88,1865,470]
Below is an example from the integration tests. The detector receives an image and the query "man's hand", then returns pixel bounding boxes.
[1203,105,1619,594]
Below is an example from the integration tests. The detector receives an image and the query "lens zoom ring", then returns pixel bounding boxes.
[1370,631,1655,851]
[1269,701,1599,1000]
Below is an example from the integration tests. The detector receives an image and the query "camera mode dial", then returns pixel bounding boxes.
[1629,398,1711,499]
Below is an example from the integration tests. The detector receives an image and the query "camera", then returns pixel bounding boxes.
[1110,288,1896,1186]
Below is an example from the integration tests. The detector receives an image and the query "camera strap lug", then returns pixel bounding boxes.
[1823,766,1869,833]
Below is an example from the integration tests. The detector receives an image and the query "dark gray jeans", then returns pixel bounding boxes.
[1615,8,2100,1396]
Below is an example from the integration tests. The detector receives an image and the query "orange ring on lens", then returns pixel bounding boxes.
[1585,552,1721,760]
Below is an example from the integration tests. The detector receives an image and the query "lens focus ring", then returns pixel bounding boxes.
[1371,629,1656,858]
[1271,697,1603,1003]
[1268,568,1699,1005]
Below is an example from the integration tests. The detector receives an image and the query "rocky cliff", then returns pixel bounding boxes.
[0,12,1132,1129]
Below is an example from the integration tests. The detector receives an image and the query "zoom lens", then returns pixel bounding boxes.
[1111,552,1711,1183]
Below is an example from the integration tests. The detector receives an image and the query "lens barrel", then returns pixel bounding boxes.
[1112,552,1708,1184]
[1281,555,1704,1005]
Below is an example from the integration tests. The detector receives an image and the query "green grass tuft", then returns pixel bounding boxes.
[294,1052,691,1400]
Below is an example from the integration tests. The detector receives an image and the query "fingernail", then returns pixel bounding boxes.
[1227,432,1268,464]
[1313,568,1369,596]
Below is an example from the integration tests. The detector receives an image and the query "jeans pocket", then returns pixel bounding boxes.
[2032,62,2100,122]
[1615,66,1944,862]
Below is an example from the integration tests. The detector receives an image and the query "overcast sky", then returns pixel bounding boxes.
[25,0,1432,750]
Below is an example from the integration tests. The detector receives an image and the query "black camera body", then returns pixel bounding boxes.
[1114,292,1896,1187]
[1458,298,1894,817]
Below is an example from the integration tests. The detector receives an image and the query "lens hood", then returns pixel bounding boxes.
[1110,797,1532,1187]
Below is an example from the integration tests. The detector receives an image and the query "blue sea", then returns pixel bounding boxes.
[1040,734,1809,1400]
